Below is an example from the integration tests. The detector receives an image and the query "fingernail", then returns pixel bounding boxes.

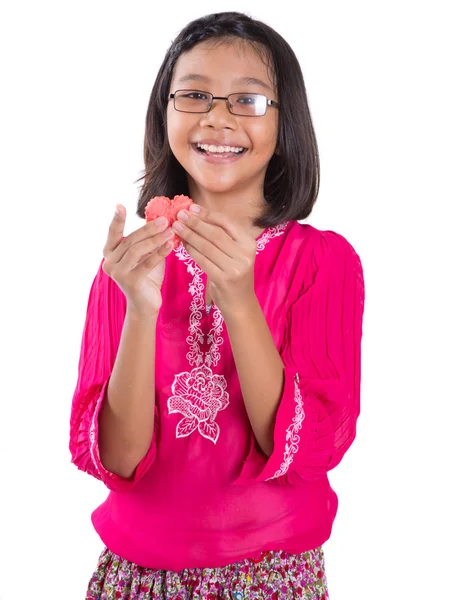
[173,221,185,232]
[155,216,167,226]
[115,204,122,215]
[189,204,201,213]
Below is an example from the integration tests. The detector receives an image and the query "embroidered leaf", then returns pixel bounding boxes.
[176,417,198,438]
[199,420,220,444]
[218,392,230,411]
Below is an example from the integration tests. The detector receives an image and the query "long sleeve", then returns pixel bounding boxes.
[69,258,159,493]
[232,230,365,485]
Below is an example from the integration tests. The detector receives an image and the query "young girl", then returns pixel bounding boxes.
[70,11,365,600]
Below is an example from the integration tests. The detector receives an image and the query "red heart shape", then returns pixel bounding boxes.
[144,194,194,250]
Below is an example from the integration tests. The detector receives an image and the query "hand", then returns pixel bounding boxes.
[102,204,176,317]
[172,205,258,315]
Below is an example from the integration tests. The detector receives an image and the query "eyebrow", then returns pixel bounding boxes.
[176,73,273,93]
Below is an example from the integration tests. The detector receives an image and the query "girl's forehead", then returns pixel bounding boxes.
[171,41,275,91]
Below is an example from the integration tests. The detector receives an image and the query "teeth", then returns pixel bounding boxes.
[196,143,245,154]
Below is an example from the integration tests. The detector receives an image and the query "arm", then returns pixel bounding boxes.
[230,231,365,485]
[223,299,285,458]
[69,259,159,492]
[98,308,158,479]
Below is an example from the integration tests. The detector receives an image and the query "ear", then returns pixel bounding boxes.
[274,147,280,156]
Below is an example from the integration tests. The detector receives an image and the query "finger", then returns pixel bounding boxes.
[104,205,169,258]
[118,228,175,271]
[185,206,246,243]
[179,226,240,282]
[183,240,224,283]
[104,204,127,255]
[174,216,238,261]
[134,236,174,271]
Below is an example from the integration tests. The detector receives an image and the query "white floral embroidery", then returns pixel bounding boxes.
[266,373,305,479]
[169,222,291,444]
[168,365,229,443]
[89,391,105,478]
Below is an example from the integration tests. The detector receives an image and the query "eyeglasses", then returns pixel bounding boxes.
[168,89,280,117]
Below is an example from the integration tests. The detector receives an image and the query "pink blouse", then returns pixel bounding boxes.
[69,220,365,571]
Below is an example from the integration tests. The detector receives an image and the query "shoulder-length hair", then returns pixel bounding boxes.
[135,11,320,229]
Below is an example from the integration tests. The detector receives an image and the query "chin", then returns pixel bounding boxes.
[189,175,243,195]
[201,183,239,194]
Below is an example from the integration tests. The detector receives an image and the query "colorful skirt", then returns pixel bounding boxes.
[86,545,329,599]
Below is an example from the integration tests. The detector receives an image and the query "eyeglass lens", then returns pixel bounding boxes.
[174,90,267,116]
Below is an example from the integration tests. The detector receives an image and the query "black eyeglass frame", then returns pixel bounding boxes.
[168,89,280,116]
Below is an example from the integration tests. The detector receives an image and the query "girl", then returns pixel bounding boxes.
[70,11,365,600]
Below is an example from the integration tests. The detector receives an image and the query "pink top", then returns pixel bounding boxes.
[69,220,365,571]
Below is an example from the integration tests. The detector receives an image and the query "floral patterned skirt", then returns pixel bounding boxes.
[86,545,329,599]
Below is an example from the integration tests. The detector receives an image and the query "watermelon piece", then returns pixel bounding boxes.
[145,194,194,250]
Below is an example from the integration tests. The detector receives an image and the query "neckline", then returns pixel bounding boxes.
[255,220,291,242]
[253,227,268,242]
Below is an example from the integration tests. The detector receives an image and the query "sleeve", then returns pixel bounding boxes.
[232,230,365,486]
[69,258,159,493]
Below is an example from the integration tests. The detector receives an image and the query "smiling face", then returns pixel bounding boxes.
[166,38,279,201]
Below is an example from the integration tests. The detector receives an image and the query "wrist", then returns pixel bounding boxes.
[126,305,159,324]
[221,294,259,322]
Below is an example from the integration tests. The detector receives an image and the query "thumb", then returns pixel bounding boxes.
[115,204,125,218]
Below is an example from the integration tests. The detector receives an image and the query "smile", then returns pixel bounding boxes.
[192,143,247,164]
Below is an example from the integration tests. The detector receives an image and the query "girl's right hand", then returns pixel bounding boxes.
[102,204,175,317]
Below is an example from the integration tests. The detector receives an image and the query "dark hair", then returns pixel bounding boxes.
[135,11,320,229]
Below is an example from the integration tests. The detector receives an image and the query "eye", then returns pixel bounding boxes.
[236,95,257,105]
[183,92,209,100]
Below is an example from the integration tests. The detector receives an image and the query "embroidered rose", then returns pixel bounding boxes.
[167,365,229,443]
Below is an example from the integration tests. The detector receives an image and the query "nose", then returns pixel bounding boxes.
[199,98,237,128]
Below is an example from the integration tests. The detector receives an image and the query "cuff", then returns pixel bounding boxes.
[231,368,317,485]
[89,376,159,492]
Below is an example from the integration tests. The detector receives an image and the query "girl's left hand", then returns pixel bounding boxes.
[171,205,258,316]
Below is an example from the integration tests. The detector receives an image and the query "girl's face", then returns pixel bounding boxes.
[166,40,279,198]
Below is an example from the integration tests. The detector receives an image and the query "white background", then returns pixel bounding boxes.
[1,1,454,598]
